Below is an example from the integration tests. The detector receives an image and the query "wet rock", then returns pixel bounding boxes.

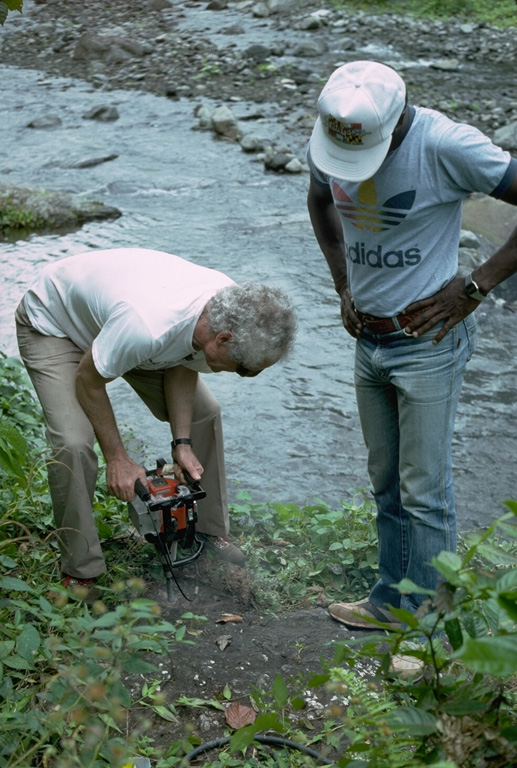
[0,182,121,233]
[292,39,327,57]
[206,0,228,9]
[70,154,119,169]
[297,15,324,31]
[83,105,120,121]
[493,121,517,152]
[267,0,295,14]
[284,157,304,173]
[240,133,265,152]
[73,31,150,64]
[251,3,270,19]
[264,149,296,172]
[243,44,271,62]
[460,230,481,249]
[27,115,62,129]
[211,105,242,140]
[430,58,460,71]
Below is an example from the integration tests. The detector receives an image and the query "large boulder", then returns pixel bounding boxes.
[0,182,121,234]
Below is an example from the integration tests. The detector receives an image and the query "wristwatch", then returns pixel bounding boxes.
[464,273,486,302]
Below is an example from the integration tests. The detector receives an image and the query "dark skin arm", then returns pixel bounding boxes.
[307,176,363,338]
[404,170,517,343]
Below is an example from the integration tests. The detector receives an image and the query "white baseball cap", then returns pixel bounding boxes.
[309,60,406,181]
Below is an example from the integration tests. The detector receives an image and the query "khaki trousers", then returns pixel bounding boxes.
[15,302,229,579]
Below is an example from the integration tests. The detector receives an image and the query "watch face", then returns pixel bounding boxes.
[465,278,484,301]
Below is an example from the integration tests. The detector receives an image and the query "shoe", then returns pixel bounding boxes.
[197,534,245,565]
[389,642,425,681]
[328,599,402,630]
[62,573,102,604]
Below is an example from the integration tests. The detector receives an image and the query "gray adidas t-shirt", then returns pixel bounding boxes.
[308,106,515,316]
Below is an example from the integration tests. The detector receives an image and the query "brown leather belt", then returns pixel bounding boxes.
[356,308,423,335]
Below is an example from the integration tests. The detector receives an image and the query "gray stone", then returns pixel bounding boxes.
[0,182,121,233]
[73,31,149,64]
[27,115,62,129]
[211,105,241,140]
[459,230,481,249]
[430,58,460,71]
[493,121,517,151]
[83,105,120,121]
[292,39,327,57]
[284,157,303,173]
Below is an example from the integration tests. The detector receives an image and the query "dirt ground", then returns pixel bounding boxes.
[124,544,377,757]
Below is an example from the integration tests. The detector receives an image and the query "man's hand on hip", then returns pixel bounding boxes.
[403,275,480,343]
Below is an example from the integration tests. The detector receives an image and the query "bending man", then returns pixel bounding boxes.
[16,247,297,588]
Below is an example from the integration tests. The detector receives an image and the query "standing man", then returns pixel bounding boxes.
[307,60,517,627]
[16,248,296,590]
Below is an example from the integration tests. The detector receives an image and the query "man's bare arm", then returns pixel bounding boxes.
[76,348,146,500]
[307,176,362,337]
[405,170,517,343]
[164,365,204,483]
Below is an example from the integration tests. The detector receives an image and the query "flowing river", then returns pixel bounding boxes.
[1,65,515,531]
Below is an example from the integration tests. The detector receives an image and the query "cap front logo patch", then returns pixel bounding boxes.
[325,115,366,145]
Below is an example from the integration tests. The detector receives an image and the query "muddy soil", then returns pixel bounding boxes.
[3,0,516,759]
[117,539,379,761]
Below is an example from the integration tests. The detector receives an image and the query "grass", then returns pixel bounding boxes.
[329,0,517,29]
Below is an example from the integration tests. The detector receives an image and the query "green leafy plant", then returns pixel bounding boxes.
[0,0,22,26]
[230,489,379,610]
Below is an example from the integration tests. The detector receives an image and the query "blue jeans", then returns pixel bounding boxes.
[354,316,477,613]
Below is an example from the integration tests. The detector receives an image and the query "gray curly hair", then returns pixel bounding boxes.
[206,283,297,368]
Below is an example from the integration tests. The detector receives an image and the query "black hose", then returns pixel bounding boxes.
[181,734,338,765]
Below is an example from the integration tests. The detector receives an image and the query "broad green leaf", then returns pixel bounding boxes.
[153,704,178,722]
[16,623,40,662]
[3,655,32,670]
[0,575,34,592]
[0,640,15,659]
[395,577,436,596]
[503,500,517,516]
[386,705,437,735]
[444,617,463,650]
[272,673,289,708]
[453,635,517,676]
[389,606,419,629]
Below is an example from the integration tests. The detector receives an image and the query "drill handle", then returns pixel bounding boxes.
[134,477,151,502]
[182,468,202,493]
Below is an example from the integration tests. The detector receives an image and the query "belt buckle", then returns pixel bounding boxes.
[403,326,413,337]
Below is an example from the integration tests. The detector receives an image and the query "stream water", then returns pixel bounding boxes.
[1,66,515,531]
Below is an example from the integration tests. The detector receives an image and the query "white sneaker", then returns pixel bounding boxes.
[389,642,425,681]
